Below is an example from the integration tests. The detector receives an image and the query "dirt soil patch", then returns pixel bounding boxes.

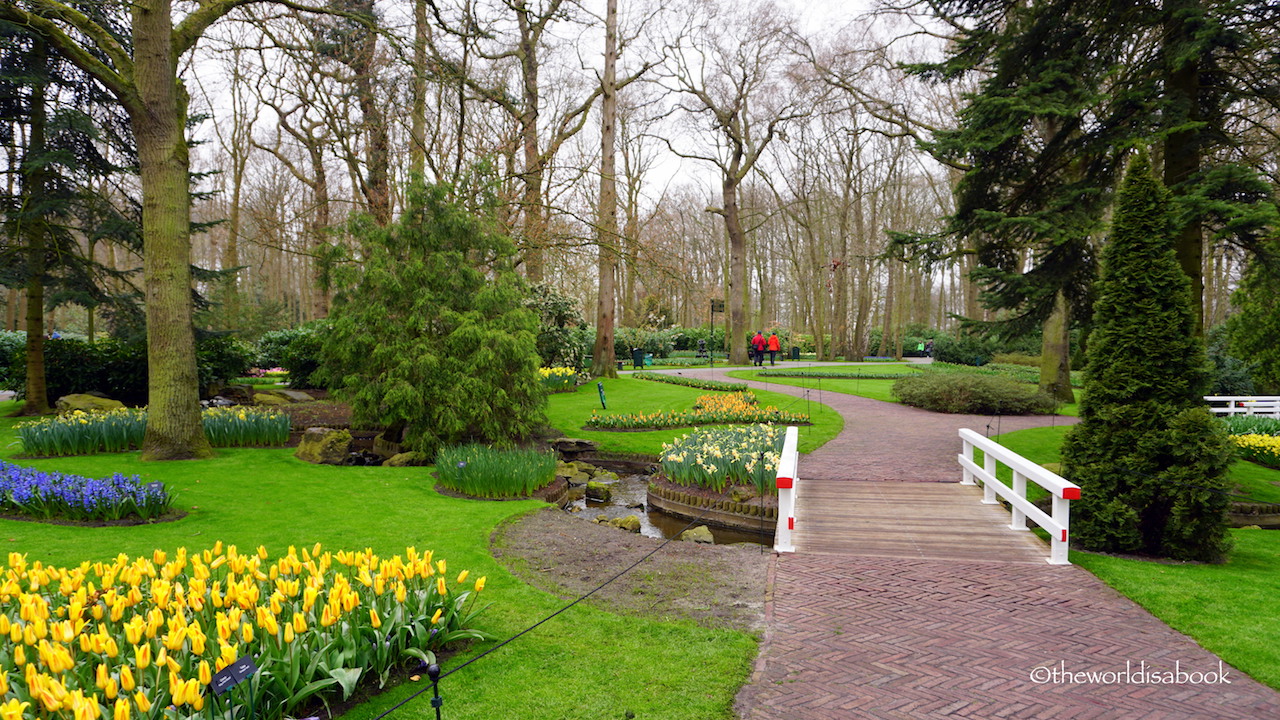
[491,507,769,634]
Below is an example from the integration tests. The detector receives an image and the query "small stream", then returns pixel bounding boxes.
[564,472,772,546]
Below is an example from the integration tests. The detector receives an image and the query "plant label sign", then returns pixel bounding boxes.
[210,654,258,695]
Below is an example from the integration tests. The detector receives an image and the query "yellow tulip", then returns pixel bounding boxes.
[474,576,487,593]
[283,624,295,644]
[241,623,254,643]
[456,570,469,584]
[370,608,382,629]
[198,660,212,685]
[431,608,443,625]
[113,698,130,720]
[436,559,446,576]
[437,577,447,596]
[0,699,29,720]
[133,692,151,713]
[0,672,7,695]
[153,550,166,566]
[13,645,24,666]
[119,665,136,692]
[292,612,307,633]
[133,643,150,670]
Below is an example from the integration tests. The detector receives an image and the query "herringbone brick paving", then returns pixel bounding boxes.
[646,365,1280,719]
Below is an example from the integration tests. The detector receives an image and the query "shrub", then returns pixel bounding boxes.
[195,333,256,390]
[527,283,591,369]
[434,444,557,498]
[0,460,171,521]
[891,372,1058,415]
[257,327,308,369]
[613,326,679,359]
[280,320,329,389]
[931,333,1000,366]
[0,543,490,720]
[16,406,291,456]
[660,425,785,495]
[0,330,22,389]
[1206,325,1255,395]
[630,371,746,391]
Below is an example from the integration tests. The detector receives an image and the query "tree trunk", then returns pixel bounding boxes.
[723,178,748,364]
[1039,289,1075,402]
[132,0,212,459]
[1162,0,1204,333]
[410,0,428,177]
[19,39,51,416]
[590,0,619,378]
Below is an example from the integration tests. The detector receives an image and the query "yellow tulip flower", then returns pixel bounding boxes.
[430,608,443,625]
[133,643,150,670]
[241,623,254,643]
[0,699,29,720]
[133,692,151,713]
[437,577,447,596]
[119,666,135,692]
[198,660,212,686]
[475,576,487,593]
[370,608,382,629]
[283,625,295,644]
[113,698,130,720]
[12,645,24,666]
[456,570,469,585]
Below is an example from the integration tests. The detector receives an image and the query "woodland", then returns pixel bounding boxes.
[1,0,1278,459]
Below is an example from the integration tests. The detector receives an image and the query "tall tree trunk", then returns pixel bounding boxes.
[308,144,331,318]
[519,21,545,281]
[723,177,748,364]
[1039,288,1075,402]
[590,0,619,378]
[19,39,51,416]
[410,0,428,177]
[877,260,895,357]
[1163,0,1204,333]
[132,0,212,459]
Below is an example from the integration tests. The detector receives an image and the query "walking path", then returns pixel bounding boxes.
[652,363,1280,719]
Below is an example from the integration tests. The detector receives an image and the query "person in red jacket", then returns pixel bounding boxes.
[767,331,781,365]
[751,331,767,366]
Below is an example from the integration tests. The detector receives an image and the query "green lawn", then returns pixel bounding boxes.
[546,375,843,455]
[992,424,1280,691]
[0,399,756,720]
[730,365,1082,416]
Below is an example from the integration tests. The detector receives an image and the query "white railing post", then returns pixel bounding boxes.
[773,426,799,554]
[961,438,976,486]
[1010,471,1027,530]
[956,428,1080,565]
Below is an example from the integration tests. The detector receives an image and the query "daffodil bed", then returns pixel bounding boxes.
[537,367,579,393]
[585,393,808,430]
[0,543,488,720]
[1232,434,1280,470]
[16,408,290,458]
[0,462,171,523]
[659,425,784,496]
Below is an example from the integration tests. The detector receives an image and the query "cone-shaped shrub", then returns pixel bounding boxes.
[1060,152,1234,561]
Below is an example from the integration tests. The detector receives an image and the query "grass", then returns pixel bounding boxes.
[989,423,1280,691]
[731,365,1081,416]
[545,375,842,455]
[0,399,756,720]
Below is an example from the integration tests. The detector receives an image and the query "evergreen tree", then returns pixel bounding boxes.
[1226,246,1280,394]
[1060,152,1234,562]
[320,181,546,457]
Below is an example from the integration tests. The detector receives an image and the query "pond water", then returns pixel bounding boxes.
[564,472,772,546]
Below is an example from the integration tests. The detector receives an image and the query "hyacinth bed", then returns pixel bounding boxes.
[0,461,171,522]
[659,425,785,495]
[16,407,291,457]
[629,372,747,392]
[586,393,807,430]
[0,543,490,720]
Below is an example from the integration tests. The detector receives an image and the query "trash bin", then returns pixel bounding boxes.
[644,353,654,366]
[790,346,800,360]
[615,359,624,371]
[631,348,645,369]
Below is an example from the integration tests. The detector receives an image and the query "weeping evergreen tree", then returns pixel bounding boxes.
[1226,246,1280,395]
[319,181,546,457]
[1060,152,1234,562]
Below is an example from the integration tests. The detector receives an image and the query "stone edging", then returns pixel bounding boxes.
[646,482,777,534]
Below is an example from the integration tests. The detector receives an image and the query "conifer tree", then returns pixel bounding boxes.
[319,181,547,457]
[1060,152,1234,562]
[1227,247,1280,394]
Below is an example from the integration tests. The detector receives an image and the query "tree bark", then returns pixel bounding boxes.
[724,177,748,364]
[132,0,212,459]
[1162,3,1204,333]
[19,39,51,416]
[1039,288,1075,402]
[590,0,619,378]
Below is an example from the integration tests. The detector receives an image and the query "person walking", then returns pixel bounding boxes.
[751,331,767,366]
[767,331,781,365]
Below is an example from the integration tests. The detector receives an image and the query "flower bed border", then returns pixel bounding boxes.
[646,476,777,535]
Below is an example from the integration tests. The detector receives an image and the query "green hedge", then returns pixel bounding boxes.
[891,372,1058,415]
[630,371,747,392]
[757,369,916,380]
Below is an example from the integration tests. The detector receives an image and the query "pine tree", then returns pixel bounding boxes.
[1226,247,1280,394]
[320,181,547,457]
[1060,152,1234,562]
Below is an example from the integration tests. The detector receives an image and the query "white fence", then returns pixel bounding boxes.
[773,426,800,554]
[1205,396,1280,417]
[957,429,1081,565]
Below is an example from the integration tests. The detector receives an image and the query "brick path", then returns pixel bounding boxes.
[652,365,1280,718]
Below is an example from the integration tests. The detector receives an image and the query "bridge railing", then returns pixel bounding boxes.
[1205,396,1280,417]
[957,428,1080,565]
[773,426,799,553]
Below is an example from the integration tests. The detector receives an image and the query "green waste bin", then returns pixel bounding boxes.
[631,348,645,369]
[790,346,800,360]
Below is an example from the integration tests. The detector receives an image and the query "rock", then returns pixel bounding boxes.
[1242,525,1263,530]
[563,487,586,503]
[56,394,125,413]
[295,427,353,465]
[254,393,291,406]
[216,385,256,403]
[274,389,313,402]
[569,460,596,474]
[680,526,715,544]
[566,472,591,485]
[626,502,645,510]
[552,438,598,456]
[593,470,619,482]
[568,505,583,513]
[729,486,757,503]
[373,435,403,459]
[594,514,610,524]
[384,452,430,467]
[585,482,612,502]
[609,515,641,533]
[555,461,576,477]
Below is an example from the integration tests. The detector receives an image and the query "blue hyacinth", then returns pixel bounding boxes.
[0,461,172,521]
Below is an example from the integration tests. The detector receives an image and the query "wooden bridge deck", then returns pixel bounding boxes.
[793,480,1051,564]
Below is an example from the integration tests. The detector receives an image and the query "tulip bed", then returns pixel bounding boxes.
[629,372,746,392]
[586,393,807,430]
[659,425,785,495]
[0,461,171,522]
[0,543,488,720]
[17,408,291,458]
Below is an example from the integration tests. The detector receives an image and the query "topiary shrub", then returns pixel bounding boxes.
[891,372,1058,415]
[1060,153,1234,562]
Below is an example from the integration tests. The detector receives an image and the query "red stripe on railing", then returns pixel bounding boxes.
[1061,529,1067,542]
[1062,487,1080,500]
[788,518,795,530]
[776,477,793,489]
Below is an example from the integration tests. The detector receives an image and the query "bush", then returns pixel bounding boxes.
[0,331,22,389]
[527,283,590,368]
[195,333,256,391]
[891,372,1058,415]
[280,320,329,389]
[613,326,678,359]
[256,327,307,369]
[932,333,1000,366]
[1206,325,1255,395]
[434,444,556,498]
